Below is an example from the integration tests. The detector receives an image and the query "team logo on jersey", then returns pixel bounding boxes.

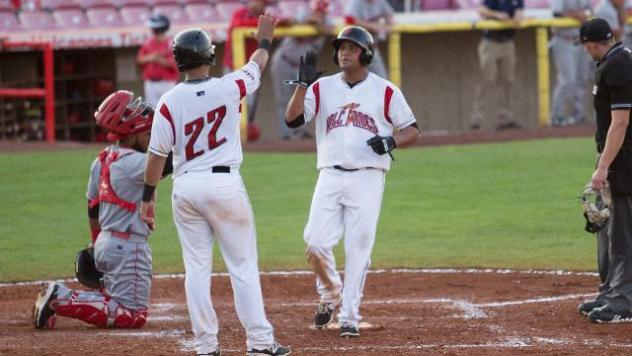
[326,103,378,135]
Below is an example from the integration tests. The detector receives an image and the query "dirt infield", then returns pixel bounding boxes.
[0,124,595,154]
[2,269,632,355]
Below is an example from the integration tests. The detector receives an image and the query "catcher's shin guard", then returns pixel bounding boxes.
[52,290,147,328]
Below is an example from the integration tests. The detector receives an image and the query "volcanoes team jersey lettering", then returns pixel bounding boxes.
[304,72,416,171]
[149,61,261,177]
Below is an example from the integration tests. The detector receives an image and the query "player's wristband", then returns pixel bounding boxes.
[142,184,156,203]
[258,39,271,51]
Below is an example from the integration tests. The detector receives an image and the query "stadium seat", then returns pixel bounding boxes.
[184,3,220,23]
[40,0,81,10]
[215,2,242,21]
[277,0,307,18]
[83,0,122,9]
[153,4,188,24]
[52,7,88,27]
[19,10,55,29]
[120,4,150,25]
[0,1,15,10]
[421,0,453,10]
[86,6,123,27]
[0,10,19,31]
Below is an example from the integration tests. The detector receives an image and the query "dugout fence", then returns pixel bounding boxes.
[0,40,55,143]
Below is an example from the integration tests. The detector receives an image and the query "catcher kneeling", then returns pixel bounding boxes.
[32,91,172,329]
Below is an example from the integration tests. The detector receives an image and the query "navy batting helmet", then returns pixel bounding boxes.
[332,26,374,66]
[147,14,170,34]
[172,28,216,72]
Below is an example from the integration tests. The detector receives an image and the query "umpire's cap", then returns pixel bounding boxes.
[332,26,374,66]
[147,14,170,33]
[578,18,613,44]
[172,28,216,72]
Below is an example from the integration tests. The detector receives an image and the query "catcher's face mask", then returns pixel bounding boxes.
[578,183,611,233]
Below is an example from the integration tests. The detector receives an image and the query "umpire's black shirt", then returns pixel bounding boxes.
[594,42,632,194]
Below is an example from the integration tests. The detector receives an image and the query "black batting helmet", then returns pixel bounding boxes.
[332,26,374,66]
[147,14,170,34]
[172,28,216,72]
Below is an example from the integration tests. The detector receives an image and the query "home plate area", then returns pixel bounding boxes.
[3,269,632,355]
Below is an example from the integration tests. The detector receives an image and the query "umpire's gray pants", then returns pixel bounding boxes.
[597,194,632,313]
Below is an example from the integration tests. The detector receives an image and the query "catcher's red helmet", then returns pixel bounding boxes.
[310,0,329,12]
[95,90,154,142]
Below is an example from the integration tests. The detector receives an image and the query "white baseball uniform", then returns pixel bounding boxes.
[302,72,416,326]
[148,61,276,354]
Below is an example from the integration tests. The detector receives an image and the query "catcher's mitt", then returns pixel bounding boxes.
[578,183,611,233]
[75,247,103,289]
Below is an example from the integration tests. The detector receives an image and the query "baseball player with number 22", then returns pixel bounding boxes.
[285,26,420,338]
[140,14,290,356]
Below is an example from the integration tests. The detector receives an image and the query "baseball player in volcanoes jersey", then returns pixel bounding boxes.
[139,15,291,356]
[285,26,420,338]
[32,90,172,330]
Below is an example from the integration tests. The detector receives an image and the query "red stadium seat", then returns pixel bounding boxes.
[153,4,188,24]
[184,3,220,23]
[215,2,241,21]
[52,7,88,27]
[86,6,123,27]
[0,10,19,31]
[421,0,453,10]
[19,10,55,29]
[0,0,15,10]
[40,0,81,10]
[83,0,122,9]
[120,4,150,25]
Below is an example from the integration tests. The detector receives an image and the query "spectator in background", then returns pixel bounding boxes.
[624,0,632,48]
[470,0,524,131]
[596,0,626,40]
[344,0,395,79]
[136,14,178,108]
[270,0,334,140]
[223,0,284,142]
[550,0,593,127]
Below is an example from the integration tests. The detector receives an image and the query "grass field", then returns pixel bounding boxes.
[0,137,600,281]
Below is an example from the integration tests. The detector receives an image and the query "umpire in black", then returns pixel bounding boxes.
[578,18,632,323]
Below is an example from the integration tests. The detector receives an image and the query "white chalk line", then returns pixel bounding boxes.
[0,267,599,288]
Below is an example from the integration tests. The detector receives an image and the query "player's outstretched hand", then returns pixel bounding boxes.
[367,135,397,155]
[255,13,276,43]
[295,51,323,88]
[140,201,155,231]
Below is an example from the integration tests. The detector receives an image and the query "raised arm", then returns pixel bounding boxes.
[249,14,276,73]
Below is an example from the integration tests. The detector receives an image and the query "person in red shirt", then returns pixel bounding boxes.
[223,0,284,141]
[137,14,179,107]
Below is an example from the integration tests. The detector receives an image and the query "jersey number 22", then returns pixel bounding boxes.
[184,105,227,161]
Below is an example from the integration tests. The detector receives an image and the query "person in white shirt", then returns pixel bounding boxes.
[284,26,419,338]
[139,15,291,356]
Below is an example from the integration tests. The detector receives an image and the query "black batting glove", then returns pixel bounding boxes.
[367,135,397,155]
[296,51,323,88]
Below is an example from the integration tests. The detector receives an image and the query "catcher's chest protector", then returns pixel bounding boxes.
[96,148,137,212]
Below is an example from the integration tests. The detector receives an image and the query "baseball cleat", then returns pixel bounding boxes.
[197,350,220,356]
[578,300,605,316]
[313,301,337,329]
[339,322,360,338]
[33,282,59,329]
[246,341,291,355]
[588,306,632,324]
